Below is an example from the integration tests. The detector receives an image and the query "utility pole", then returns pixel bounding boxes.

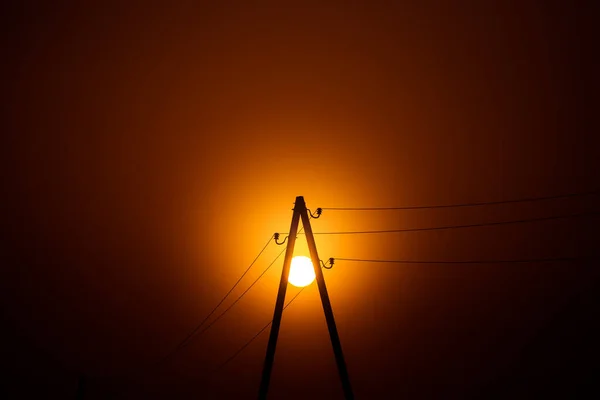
[258,196,354,400]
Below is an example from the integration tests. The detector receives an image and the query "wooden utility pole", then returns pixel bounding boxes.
[258,196,354,400]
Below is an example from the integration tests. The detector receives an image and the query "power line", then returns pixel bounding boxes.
[281,211,596,236]
[180,227,305,348]
[320,191,598,211]
[211,287,306,374]
[181,247,286,347]
[174,235,274,351]
[130,235,275,380]
[110,229,304,398]
[332,256,582,264]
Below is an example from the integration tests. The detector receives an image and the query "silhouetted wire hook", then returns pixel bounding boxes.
[320,258,334,269]
[308,208,323,219]
[273,233,288,246]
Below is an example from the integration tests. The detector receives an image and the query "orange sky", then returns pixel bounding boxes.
[1,1,598,399]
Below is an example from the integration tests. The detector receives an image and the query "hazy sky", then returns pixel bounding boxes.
[1,1,598,399]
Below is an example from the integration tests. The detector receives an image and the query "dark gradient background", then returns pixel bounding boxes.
[1,1,598,399]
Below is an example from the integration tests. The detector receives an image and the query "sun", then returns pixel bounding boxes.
[289,256,316,287]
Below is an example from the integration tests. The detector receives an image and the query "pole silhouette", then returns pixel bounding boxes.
[258,196,354,399]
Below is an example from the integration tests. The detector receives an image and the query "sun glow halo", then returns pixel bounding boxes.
[288,256,316,287]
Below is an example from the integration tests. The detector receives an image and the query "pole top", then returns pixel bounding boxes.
[294,196,306,208]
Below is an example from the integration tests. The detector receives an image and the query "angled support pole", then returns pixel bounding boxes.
[300,198,354,400]
[257,197,301,399]
[258,196,354,400]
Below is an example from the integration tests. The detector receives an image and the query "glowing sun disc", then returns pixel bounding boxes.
[289,256,316,287]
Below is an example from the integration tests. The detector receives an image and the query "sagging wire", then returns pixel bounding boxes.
[330,256,583,264]
[319,191,598,211]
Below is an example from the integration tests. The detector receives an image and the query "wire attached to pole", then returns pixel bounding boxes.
[320,258,334,269]
[173,235,273,351]
[330,256,583,264]
[308,208,323,219]
[282,211,597,236]
[109,234,275,398]
[273,233,288,245]
[182,227,307,347]
[319,191,598,211]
